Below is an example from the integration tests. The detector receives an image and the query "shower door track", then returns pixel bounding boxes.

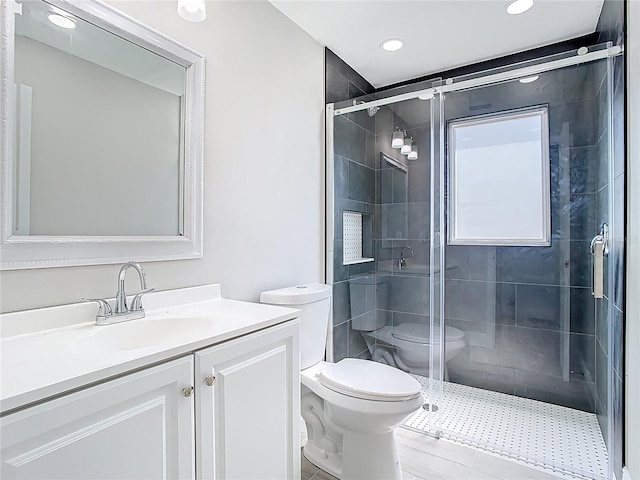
[332,44,622,116]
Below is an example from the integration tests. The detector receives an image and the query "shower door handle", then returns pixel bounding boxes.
[590,224,609,299]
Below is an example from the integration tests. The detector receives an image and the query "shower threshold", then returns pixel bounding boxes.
[403,375,608,480]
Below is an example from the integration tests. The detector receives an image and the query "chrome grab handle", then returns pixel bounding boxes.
[590,224,609,299]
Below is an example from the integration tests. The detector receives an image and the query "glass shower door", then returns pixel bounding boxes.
[430,53,621,480]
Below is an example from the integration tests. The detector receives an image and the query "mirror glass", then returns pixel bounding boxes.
[13,0,186,236]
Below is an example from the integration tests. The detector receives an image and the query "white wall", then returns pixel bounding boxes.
[625,1,639,478]
[0,1,325,312]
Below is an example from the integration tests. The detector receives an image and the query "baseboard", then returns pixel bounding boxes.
[623,466,633,480]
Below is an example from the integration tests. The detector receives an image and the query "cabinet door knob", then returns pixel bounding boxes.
[205,374,216,386]
[183,385,194,397]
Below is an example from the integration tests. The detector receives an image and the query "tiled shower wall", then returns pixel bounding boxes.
[595,1,625,478]
[372,101,432,334]
[326,49,376,361]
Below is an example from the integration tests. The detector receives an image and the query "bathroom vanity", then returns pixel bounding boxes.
[0,285,300,479]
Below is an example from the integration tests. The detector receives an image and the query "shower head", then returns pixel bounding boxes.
[352,100,380,117]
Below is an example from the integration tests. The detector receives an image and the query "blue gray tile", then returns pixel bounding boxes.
[333,322,349,362]
[613,370,623,480]
[348,160,375,203]
[569,241,591,288]
[387,275,429,315]
[325,65,349,104]
[381,203,407,240]
[333,241,348,283]
[570,333,596,385]
[549,98,597,148]
[349,262,374,277]
[447,359,517,396]
[374,106,394,135]
[514,370,595,412]
[334,115,366,164]
[551,193,597,241]
[407,161,430,203]
[570,287,595,335]
[595,296,609,354]
[612,240,624,311]
[595,342,608,418]
[348,322,368,357]
[613,173,624,242]
[332,281,350,326]
[334,155,349,200]
[392,311,429,329]
[446,279,508,324]
[469,324,562,377]
[516,284,563,331]
[612,305,623,379]
[496,245,562,285]
[550,145,599,195]
[408,202,430,240]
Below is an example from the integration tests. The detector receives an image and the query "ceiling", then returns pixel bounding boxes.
[269,0,604,88]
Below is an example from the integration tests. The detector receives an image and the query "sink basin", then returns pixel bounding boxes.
[71,316,212,354]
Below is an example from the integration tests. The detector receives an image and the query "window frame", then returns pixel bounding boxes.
[447,106,551,246]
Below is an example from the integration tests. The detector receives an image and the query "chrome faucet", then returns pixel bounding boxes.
[398,245,414,270]
[83,261,154,326]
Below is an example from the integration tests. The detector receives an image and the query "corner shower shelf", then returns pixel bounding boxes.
[343,257,375,266]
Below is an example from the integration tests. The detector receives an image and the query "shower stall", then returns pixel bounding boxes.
[326,43,624,480]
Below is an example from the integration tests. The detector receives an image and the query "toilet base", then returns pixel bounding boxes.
[303,443,342,479]
[303,429,403,480]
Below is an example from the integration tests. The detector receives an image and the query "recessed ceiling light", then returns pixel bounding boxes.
[519,75,539,83]
[48,14,75,29]
[506,0,534,15]
[381,39,403,52]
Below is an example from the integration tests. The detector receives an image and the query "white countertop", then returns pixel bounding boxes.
[0,284,299,414]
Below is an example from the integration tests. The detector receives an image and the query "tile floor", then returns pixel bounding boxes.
[301,428,567,480]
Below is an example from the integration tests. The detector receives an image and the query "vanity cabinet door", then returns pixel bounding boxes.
[195,320,300,480]
[0,357,195,480]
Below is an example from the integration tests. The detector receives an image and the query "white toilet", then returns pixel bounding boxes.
[349,275,466,380]
[261,284,423,480]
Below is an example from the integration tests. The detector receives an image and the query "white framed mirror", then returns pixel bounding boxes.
[1,0,205,270]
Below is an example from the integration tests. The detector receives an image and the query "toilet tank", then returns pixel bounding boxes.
[260,284,332,370]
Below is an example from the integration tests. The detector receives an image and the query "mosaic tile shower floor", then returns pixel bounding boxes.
[404,375,608,480]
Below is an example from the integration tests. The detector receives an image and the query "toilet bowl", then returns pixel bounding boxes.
[301,359,423,479]
[261,284,423,480]
[349,274,465,380]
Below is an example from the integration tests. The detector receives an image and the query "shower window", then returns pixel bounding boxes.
[447,107,550,246]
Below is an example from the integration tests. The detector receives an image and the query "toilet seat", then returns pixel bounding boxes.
[319,358,421,401]
[391,323,465,344]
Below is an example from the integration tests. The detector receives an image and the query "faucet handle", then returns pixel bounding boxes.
[82,297,113,317]
[129,288,155,312]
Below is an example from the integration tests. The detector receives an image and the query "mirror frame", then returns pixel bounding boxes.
[0,0,205,270]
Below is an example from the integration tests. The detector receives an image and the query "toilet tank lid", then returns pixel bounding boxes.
[260,284,332,305]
